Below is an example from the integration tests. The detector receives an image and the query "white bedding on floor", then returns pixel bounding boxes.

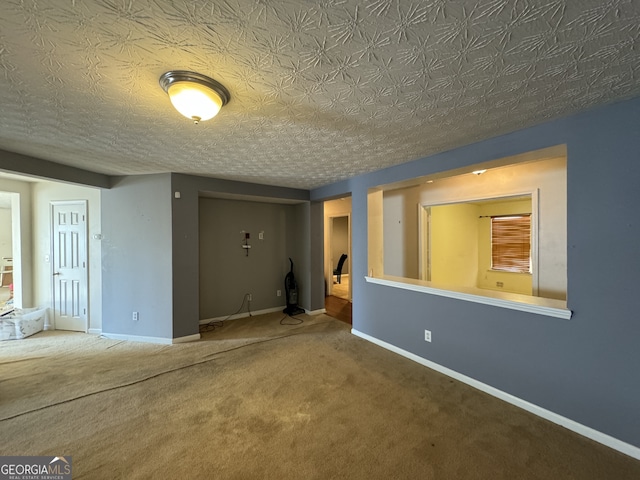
[0,308,47,341]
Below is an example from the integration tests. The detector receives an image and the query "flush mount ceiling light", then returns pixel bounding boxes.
[159,71,230,124]
[471,169,487,175]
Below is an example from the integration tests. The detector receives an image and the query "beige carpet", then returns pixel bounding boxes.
[331,275,349,300]
[1,312,639,479]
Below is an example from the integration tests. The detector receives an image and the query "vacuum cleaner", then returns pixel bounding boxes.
[283,258,305,316]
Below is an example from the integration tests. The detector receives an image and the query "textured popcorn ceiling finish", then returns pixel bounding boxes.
[0,1,639,189]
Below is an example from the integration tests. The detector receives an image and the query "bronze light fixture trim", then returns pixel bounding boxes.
[159,71,230,124]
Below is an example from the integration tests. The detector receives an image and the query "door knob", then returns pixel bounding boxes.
[53,272,61,276]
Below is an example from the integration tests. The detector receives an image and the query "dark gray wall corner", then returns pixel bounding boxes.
[171,174,201,338]
[171,172,313,335]
[199,197,294,319]
[0,149,112,188]
[103,172,313,340]
[309,201,325,312]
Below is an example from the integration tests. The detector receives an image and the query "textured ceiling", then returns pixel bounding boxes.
[0,1,638,189]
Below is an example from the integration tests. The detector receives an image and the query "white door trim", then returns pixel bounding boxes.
[327,213,351,300]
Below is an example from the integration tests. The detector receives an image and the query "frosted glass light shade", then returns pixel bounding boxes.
[167,82,223,123]
[159,71,230,124]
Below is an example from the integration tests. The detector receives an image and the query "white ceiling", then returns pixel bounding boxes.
[0,1,638,190]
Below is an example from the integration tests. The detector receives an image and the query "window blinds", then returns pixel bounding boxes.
[491,215,531,273]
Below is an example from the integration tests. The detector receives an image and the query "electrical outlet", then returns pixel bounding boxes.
[424,330,432,342]
[248,293,252,301]
[277,290,281,297]
[496,281,504,288]
[133,311,139,321]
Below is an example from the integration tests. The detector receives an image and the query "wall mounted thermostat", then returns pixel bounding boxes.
[241,231,251,255]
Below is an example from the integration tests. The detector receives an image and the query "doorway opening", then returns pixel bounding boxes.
[0,191,21,311]
[324,197,352,324]
[329,216,350,300]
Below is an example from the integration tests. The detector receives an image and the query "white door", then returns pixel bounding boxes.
[52,201,88,332]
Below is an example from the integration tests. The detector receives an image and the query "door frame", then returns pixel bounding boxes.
[50,200,89,332]
[417,190,539,295]
[418,205,431,282]
[326,213,351,300]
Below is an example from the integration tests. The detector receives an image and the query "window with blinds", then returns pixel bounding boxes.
[491,215,531,273]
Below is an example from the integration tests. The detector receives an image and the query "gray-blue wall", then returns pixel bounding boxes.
[311,96,640,449]
[101,174,173,339]
[169,173,310,338]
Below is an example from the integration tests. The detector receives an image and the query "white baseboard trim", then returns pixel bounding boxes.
[351,329,640,461]
[171,333,201,344]
[88,328,102,335]
[199,306,286,324]
[101,332,200,345]
[101,333,174,344]
[306,308,326,315]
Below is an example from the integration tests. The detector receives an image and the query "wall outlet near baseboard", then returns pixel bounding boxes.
[132,311,139,321]
[247,293,252,301]
[424,330,432,342]
[277,290,281,297]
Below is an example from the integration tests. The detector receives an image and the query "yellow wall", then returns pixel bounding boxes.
[430,203,478,288]
[417,157,566,299]
[375,154,566,300]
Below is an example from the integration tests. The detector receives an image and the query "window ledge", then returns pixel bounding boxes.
[487,269,532,275]
[365,275,571,320]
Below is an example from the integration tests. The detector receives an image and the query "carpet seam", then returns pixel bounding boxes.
[0,322,335,422]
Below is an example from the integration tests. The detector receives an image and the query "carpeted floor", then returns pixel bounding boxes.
[1,312,639,479]
[331,275,349,300]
